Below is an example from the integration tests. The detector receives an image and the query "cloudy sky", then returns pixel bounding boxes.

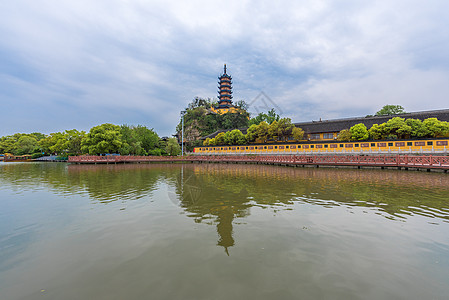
[1,0,449,137]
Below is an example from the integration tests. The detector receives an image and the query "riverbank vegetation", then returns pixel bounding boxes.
[0,124,180,157]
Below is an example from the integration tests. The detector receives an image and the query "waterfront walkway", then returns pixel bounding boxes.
[68,155,449,171]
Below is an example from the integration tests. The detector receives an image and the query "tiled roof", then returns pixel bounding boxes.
[201,109,449,139]
[294,109,449,134]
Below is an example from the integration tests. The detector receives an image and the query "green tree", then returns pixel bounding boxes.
[176,100,249,149]
[245,124,259,143]
[64,129,86,155]
[208,138,217,146]
[227,129,246,145]
[277,118,294,141]
[187,97,216,109]
[203,138,211,146]
[405,119,428,138]
[257,121,269,142]
[220,112,249,129]
[268,120,279,141]
[148,148,163,156]
[30,132,46,141]
[119,125,159,155]
[15,135,38,155]
[215,132,226,145]
[135,125,159,152]
[375,105,405,116]
[81,123,122,155]
[423,118,449,137]
[120,125,142,155]
[249,109,280,126]
[235,100,249,111]
[48,132,67,154]
[384,117,411,139]
[350,123,369,140]
[41,130,86,156]
[0,135,18,154]
[292,127,304,141]
[165,137,181,156]
[368,124,386,140]
[337,129,352,141]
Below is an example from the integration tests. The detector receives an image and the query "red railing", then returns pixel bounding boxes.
[68,155,449,170]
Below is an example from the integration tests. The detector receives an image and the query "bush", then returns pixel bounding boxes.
[148,149,162,156]
[31,153,44,159]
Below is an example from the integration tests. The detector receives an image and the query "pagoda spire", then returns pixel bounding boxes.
[224,64,227,74]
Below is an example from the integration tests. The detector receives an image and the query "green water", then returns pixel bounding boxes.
[1,162,449,300]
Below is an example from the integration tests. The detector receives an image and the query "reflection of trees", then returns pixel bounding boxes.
[172,166,250,255]
[171,164,449,255]
[0,163,74,192]
[67,164,172,203]
[178,163,449,225]
[2,162,449,254]
[0,163,180,204]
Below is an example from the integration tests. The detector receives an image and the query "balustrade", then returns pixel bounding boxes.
[68,154,449,170]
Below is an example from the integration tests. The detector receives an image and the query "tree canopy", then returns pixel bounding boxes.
[0,133,44,156]
[349,124,369,140]
[375,105,405,116]
[81,124,123,155]
[203,117,304,146]
[339,117,449,141]
[165,137,181,156]
[248,109,280,126]
[2,123,172,157]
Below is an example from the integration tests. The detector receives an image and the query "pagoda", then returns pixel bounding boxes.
[211,64,239,114]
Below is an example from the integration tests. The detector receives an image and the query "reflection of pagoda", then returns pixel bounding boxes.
[210,64,239,115]
[216,209,235,256]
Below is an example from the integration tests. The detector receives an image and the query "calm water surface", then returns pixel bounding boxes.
[1,162,449,300]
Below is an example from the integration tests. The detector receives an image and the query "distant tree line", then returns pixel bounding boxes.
[0,124,181,158]
[338,117,449,141]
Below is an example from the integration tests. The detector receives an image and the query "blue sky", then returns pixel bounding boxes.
[1,0,449,137]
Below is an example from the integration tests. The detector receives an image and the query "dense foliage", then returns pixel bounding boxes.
[375,105,405,116]
[248,109,280,126]
[177,98,285,150]
[176,105,249,140]
[1,124,171,157]
[203,118,304,146]
[338,117,449,141]
[0,133,46,157]
[165,137,181,156]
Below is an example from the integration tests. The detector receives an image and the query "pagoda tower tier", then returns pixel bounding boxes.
[218,64,233,104]
[210,64,241,114]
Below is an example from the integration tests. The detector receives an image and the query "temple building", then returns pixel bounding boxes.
[202,109,449,141]
[210,64,240,114]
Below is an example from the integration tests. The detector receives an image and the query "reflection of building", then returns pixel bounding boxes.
[210,64,240,115]
[216,208,235,256]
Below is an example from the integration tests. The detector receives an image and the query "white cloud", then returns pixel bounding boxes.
[1,0,448,136]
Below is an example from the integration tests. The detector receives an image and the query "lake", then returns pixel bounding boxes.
[1,162,449,299]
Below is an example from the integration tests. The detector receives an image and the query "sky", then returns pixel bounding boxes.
[1,0,449,137]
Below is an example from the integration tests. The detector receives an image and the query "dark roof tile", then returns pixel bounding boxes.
[294,109,449,133]
[202,109,449,138]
